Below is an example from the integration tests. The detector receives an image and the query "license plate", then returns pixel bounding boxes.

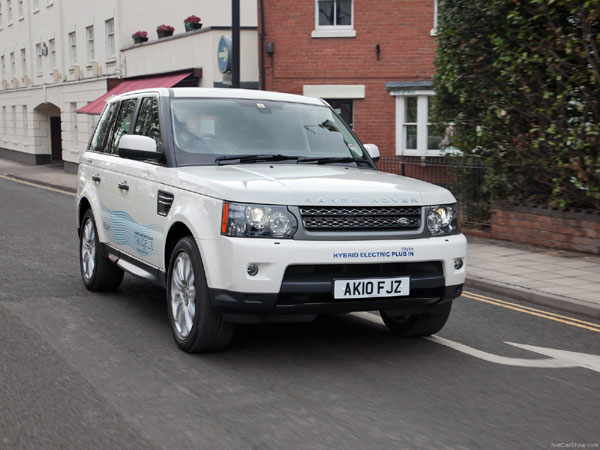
[333,277,410,299]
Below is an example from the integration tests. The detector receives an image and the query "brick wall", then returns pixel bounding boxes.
[260,0,437,157]
[491,205,600,255]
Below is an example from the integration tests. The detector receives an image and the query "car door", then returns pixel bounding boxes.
[107,95,170,269]
[83,101,120,245]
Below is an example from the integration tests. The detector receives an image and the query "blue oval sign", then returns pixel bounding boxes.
[217,36,232,74]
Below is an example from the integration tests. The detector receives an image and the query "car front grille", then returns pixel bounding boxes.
[299,206,421,232]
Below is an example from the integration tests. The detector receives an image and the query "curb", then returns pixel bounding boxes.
[0,174,77,194]
[466,277,600,319]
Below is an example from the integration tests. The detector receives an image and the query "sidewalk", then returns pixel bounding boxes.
[2,158,599,318]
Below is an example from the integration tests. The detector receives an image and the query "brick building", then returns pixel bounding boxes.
[259,0,443,160]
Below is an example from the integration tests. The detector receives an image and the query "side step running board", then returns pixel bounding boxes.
[107,251,166,288]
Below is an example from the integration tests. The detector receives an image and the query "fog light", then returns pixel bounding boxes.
[247,263,259,276]
[454,258,464,270]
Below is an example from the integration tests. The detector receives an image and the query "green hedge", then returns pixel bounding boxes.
[433,0,600,209]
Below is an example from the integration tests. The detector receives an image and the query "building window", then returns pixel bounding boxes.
[7,0,12,23]
[431,0,439,36]
[1,55,5,79]
[71,102,79,145]
[10,52,15,78]
[49,38,56,69]
[105,19,115,58]
[20,48,26,76]
[12,106,16,135]
[317,0,352,28]
[68,31,77,64]
[325,99,353,128]
[2,106,5,132]
[86,26,95,61]
[394,93,445,156]
[35,43,42,73]
[23,105,27,136]
[0,3,3,27]
[33,0,39,10]
[17,0,23,19]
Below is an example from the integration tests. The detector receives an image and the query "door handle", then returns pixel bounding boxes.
[92,174,101,183]
[118,182,129,191]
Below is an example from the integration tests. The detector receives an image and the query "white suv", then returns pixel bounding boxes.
[76,88,467,352]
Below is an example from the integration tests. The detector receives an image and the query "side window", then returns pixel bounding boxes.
[89,103,118,152]
[108,98,138,154]
[134,97,162,150]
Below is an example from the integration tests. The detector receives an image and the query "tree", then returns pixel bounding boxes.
[433,0,600,209]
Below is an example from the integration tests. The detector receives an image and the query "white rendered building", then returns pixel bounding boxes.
[0,0,258,171]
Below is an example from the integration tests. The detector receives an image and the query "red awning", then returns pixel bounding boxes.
[77,72,192,115]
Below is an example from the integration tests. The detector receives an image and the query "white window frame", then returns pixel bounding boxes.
[22,105,27,137]
[10,52,15,78]
[12,105,17,135]
[7,0,13,24]
[1,55,5,79]
[393,91,448,157]
[35,43,43,74]
[33,0,39,11]
[72,102,79,145]
[20,48,26,76]
[48,38,56,70]
[312,0,355,38]
[431,0,439,36]
[105,19,115,59]
[69,31,77,65]
[86,25,95,62]
[17,0,23,19]
[2,106,5,132]
[0,3,3,28]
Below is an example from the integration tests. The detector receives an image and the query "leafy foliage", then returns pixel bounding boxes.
[433,0,600,209]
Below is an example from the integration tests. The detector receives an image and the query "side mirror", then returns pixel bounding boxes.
[363,143,380,163]
[118,135,163,162]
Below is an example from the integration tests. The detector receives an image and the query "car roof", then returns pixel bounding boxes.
[107,87,325,106]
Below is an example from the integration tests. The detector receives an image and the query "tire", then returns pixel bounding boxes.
[80,209,124,291]
[380,302,452,337]
[167,236,233,352]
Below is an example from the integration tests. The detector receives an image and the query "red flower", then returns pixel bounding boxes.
[157,24,175,32]
[132,31,147,38]
[184,15,201,24]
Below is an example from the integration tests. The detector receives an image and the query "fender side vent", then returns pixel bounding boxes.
[157,191,174,216]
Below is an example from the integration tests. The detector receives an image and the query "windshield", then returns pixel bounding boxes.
[170,98,371,166]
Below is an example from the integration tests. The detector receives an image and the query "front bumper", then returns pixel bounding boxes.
[198,234,467,323]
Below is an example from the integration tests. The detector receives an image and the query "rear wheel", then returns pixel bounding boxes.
[167,236,233,352]
[380,302,452,337]
[80,210,124,291]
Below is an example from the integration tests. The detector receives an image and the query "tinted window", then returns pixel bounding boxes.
[108,98,138,154]
[134,97,162,150]
[89,103,118,152]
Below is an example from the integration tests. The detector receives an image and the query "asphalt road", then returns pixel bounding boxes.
[1,177,599,450]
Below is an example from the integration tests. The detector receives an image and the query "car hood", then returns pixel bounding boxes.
[171,164,456,206]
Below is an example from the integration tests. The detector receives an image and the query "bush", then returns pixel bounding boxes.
[433,0,600,210]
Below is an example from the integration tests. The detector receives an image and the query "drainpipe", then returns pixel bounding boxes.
[259,0,265,90]
[232,0,240,88]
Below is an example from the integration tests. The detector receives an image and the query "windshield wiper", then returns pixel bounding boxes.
[215,154,301,165]
[297,156,370,165]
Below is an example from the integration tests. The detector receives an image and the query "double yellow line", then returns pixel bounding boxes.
[463,291,600,333]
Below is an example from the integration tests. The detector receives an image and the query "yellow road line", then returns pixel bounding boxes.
[463,292,600,333]
[0,174,75,197]
[465,290,600,328]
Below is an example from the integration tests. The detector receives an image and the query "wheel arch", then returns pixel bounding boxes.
[78,197,92,236]
[164,221,195,271]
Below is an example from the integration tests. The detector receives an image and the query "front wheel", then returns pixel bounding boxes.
[380,302,452,337]
[167,236,233,352]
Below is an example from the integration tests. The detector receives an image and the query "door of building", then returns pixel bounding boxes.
[50,117,62,161]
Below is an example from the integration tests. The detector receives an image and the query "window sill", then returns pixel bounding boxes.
[430,28,438,37]
[46,1,54,7]
[8,22,13,27]
[36,72,43,77]
[105,58,116,65]
[18,16,25,22]
[33,8,40,14]
[311,29,356,39]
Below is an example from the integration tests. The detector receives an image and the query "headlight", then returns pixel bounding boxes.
[222,202,298,238]
[426,204,459,236]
